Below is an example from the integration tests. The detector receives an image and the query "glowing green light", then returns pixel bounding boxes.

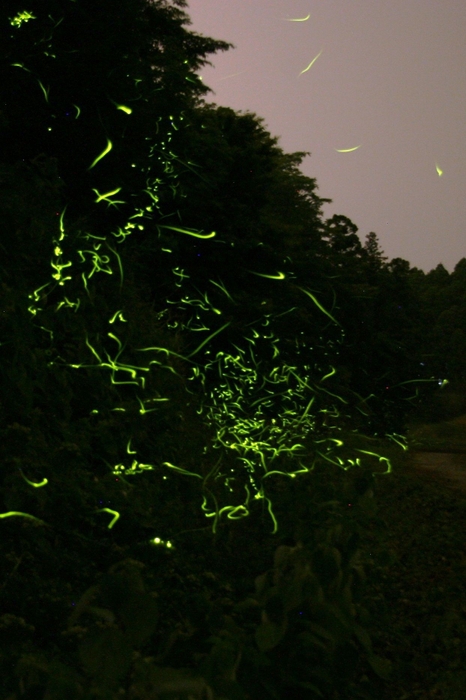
[92,187,125,206]
[285,13,311,21]
[248,270,286,280]
[38,80,50,102]
[387,433,408,450]
[299,50,323,75]
[298,287,340,325]
[88,139,113,170]
[126,439,137,454]
[0,511,44,523]
[10,10,36,27]
[436,163,443,176]
[157,224,216,239]
[108,310,127,324]
[185,322,231,359]
[150,537,174,549]
[162,462,203,479]
[335,146,361,153]
[19,470,48,488]
[355,450,392,474]
[96,508,120,529]
[114,103,132,115]
[11,62,31,72]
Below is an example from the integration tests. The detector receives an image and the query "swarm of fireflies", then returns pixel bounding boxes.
[15,23,400,540]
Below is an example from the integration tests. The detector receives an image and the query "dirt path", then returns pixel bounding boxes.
[406,451,466,494]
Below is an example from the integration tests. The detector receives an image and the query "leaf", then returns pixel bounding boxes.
[119,591,159,646]
[367,653,392,680]
[295,681,325,697]
[352,622,373,653]
[255,620,287,652]
[78,628,132,687]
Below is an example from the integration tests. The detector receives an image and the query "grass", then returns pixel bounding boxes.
[357,418,466,699]
[406,414,466,452]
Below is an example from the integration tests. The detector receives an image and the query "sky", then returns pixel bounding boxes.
[185,0,466,272]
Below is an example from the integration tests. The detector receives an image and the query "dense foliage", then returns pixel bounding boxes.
[1,1,465,698]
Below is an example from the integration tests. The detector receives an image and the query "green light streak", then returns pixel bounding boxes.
[73,104,81,118]
[88,139,113,170]
[248,270,286,280]
[185,322,231,359]
[92,187,125,206]
[209,279,235,302]
[298,287,340,325]
[108,310,127,324]
[10,11,36,27]
[355,450,392,474]
[0,511,44,523]
[127,439,137,454]
[436,163,443,177]
[285,13,311,21]
[11,62,31,72]
[96,508,120,529]
[105,243,124,290]
[19,470,48,488]
[162,462,203,479]
[38,80,50,102]
[157,224,216,239]
[321,366,336,381]
[335,146,361,153]
[113,102,132,115]
[387,433,409,450]
[299,50,323,75]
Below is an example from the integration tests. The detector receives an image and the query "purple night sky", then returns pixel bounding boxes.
[186,0,466,272]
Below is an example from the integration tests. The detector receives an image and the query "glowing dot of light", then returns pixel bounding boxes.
[436,163,443,176]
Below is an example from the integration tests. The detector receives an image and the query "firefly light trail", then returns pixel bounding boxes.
[299,50,323,75]
[335,146,362,153]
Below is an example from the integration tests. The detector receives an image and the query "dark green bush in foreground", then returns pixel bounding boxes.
[1,461,396,700]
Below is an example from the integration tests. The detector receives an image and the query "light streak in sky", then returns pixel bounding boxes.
[284,13,311,22]
[217,71,248,82]
[299,50,323,76]
[335,146,361,153]
[436,163,443,177]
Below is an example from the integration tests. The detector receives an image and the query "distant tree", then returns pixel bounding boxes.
[362,231,388,277]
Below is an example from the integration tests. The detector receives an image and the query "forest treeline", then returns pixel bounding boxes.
[0,1,465,698]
